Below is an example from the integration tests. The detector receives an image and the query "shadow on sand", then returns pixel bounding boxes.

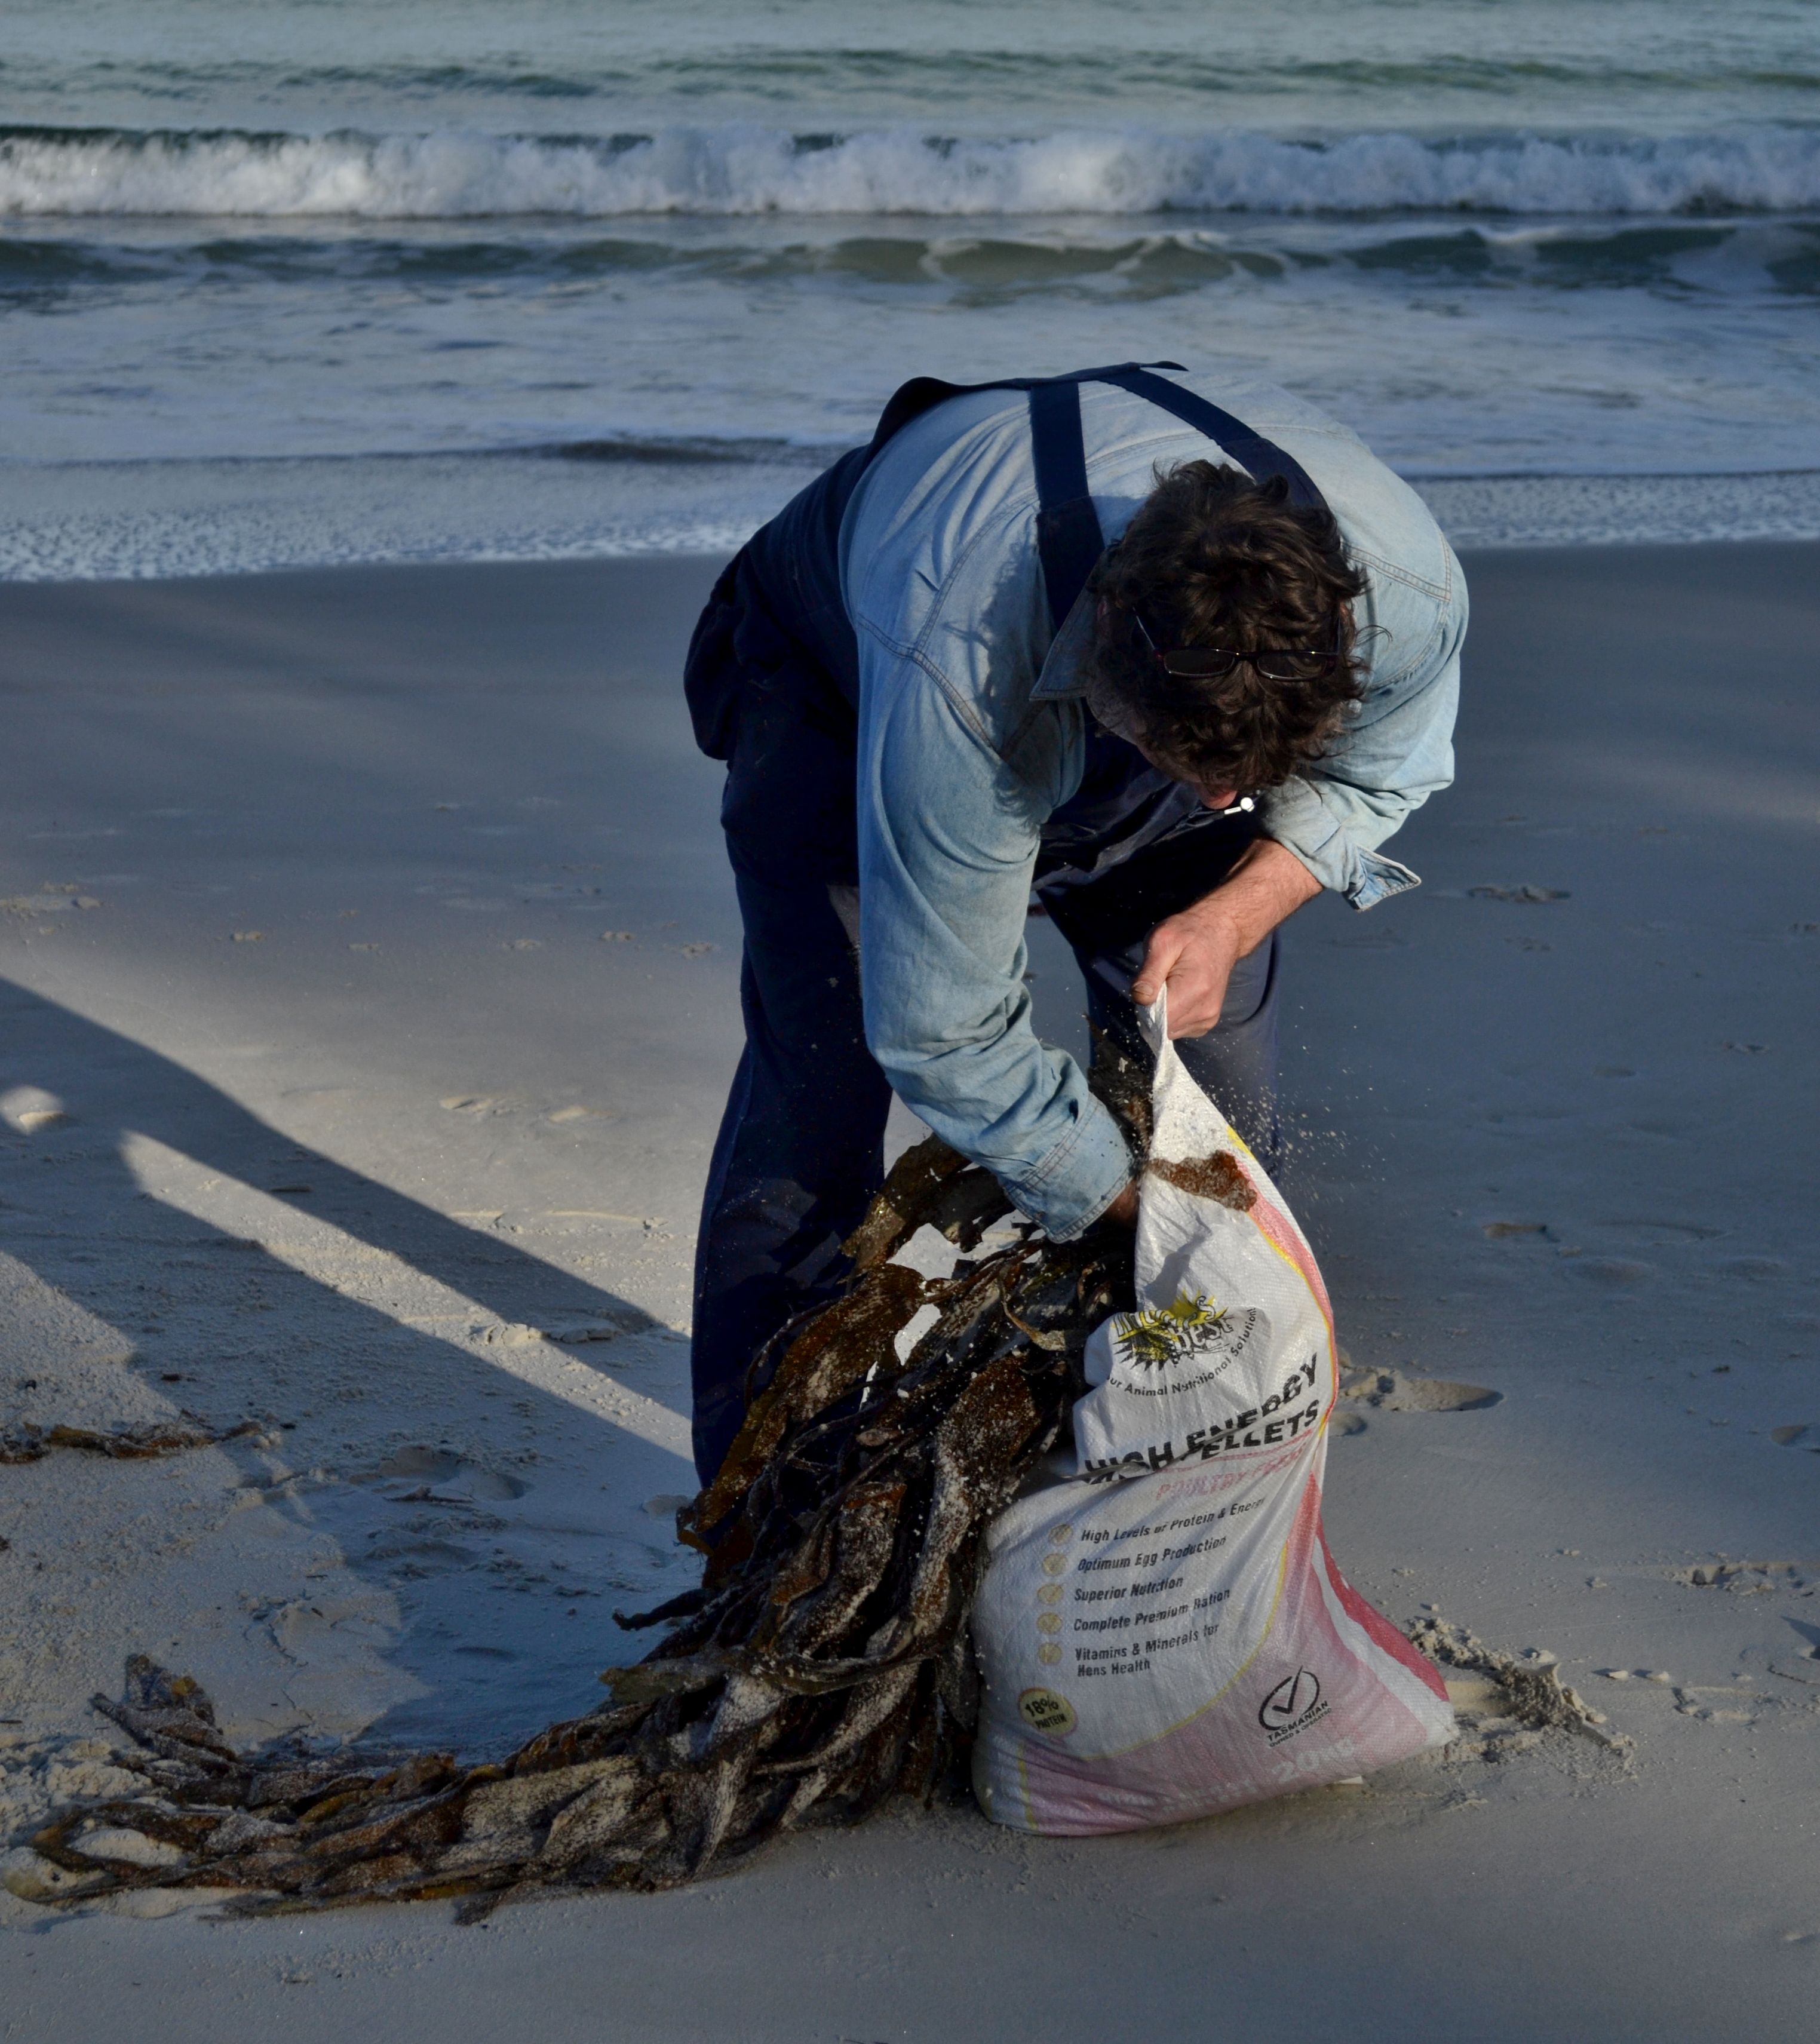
[1,976,699,1754]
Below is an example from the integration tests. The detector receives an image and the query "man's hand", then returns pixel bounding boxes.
[1101,1180,1141,1227]
[1131,837,1322,1038]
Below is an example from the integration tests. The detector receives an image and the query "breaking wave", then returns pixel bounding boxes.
[5,122,1820,219]
[7,223,1816,305]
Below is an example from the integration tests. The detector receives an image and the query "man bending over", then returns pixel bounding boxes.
[682,363,1465,1483]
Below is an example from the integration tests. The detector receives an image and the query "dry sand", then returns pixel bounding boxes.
[0,544,1816,2039]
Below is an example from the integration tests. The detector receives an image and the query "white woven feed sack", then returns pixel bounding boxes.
[971,995,1453,1834]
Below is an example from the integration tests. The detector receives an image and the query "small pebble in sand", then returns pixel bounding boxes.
[231,929,263,943]
[600,929,634,941]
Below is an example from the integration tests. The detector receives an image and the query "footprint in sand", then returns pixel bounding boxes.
[1718,1256,1788,1281]
[1,1088,70,1134]
[1596,1220,1723,1247]
[1673,1684,1762,1722]
[1562,1258,1655,1288]
[360,1444,528,1502]
[1770,1424,1820,1451]
[1675,1560,1811,1591]
[1467,885,1570,903]
[1771,1619,1820,1685]
[1340,1368,1502,1414]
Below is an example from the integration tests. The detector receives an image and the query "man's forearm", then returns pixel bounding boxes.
[1100,837,1322,1223]
[1184,836,1324,963]
[1130,837,1322,1032]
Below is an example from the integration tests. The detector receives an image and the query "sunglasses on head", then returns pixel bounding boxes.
[1130,610,1342,684]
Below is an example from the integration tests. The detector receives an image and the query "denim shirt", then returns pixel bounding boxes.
[838,373,1466,1242]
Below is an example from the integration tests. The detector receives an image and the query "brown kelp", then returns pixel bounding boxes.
[0,1417,268,1466]
[13,1137,1136,1914]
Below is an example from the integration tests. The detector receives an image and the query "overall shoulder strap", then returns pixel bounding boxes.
[859,363,1170,634]
[861,360,1170,458]
[1025,366,1328,633]
[858,361,1328,635]
[1028,379,1104,643]
[1095,366,1324,510]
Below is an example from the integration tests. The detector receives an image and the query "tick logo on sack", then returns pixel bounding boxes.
[1112,1291,1226,1371]
[1258,1667,1330,1747]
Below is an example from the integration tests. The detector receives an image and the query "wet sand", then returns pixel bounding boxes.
[1,544,1817,2039]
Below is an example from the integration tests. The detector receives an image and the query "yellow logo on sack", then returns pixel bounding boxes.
[1112,1290,1224,1370]
[1018,1687,1078,1737]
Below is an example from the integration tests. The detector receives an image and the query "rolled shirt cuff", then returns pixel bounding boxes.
[1005,1094,1137,1241]
[1260,778,1423,911]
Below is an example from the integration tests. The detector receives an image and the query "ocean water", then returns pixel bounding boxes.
[4,0,1819,576]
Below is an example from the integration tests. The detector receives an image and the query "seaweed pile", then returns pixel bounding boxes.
[1,1416,266,1466]
[11,1136,1135,1915]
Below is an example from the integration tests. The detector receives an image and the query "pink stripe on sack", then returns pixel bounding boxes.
[1001,1472,1447,1833]
[1316,1521,1450,1701]
[1244,1182,1333,1326]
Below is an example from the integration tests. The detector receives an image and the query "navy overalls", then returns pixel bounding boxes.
[682,364,1328,1483]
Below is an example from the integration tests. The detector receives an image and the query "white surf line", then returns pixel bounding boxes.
[121,1133,692,1462]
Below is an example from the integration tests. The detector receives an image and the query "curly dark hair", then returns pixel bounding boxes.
[1088,460,1368,791]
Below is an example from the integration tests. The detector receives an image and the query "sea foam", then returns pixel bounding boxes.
[5,123,1820,219]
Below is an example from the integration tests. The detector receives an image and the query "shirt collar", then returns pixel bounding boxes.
[1030,585,1097,702]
